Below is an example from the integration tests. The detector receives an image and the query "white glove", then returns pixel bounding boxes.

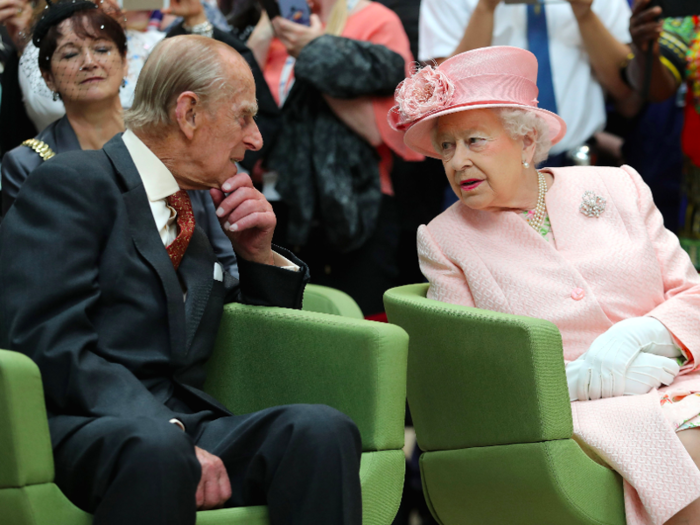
[567,317,681,401]
[566,357,589,402]
[624,352,681,395]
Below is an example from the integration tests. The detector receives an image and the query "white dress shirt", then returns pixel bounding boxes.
[418,0,632,155]
[121,129,298,270]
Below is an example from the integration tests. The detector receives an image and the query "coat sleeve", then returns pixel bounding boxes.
[226,245,309,308]
[418,224,476,307]
[294,35,406,98]
[625,165,700,368]
[1,146,38,215]
[0,162,181,422]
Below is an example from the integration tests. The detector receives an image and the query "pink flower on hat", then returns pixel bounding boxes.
[395,66,455,123]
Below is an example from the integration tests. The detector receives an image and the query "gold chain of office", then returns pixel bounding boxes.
[21,139,56,161]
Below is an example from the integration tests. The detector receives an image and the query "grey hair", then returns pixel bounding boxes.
[124,36,234,133]
[495,108,552,165]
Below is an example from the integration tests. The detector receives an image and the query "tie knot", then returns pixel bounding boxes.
[166,190,193,216]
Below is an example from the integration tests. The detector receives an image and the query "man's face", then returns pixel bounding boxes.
[176,53,263,190]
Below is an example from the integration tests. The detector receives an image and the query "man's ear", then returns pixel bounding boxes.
[174,91,200,141]
[522,130,538,166]
[41,70,56,93]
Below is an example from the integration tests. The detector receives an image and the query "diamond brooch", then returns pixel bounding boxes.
[580,191,606,218]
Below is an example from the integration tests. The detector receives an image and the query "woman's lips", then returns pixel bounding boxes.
[460,179,483,191]
[80,77,105,84]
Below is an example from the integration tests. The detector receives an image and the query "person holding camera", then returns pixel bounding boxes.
[626,0,700,256]
[418,0,633,168]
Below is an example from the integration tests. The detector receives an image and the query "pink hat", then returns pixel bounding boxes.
[388,46,567,159]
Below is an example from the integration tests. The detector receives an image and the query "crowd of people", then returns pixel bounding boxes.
[0,0,699,524]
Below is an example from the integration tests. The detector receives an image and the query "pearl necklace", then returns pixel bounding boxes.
[527,171,547,232]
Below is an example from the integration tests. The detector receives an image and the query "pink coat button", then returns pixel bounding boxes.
[571,288,585,301]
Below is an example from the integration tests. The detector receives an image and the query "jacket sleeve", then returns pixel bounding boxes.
[625,165,700,368]
[1,147,37,215]
[225,245,309,308]
[165,24,281,171]
[417,224,476,307]
[294,34,406,98]
[0,162,180,422]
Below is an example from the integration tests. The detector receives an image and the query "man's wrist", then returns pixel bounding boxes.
[236,248,275,266]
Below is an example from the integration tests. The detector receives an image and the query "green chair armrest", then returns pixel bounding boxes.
[204,304,408,452]
[302,284,364,319]
[0,349,54,488]
[384,284,572,452]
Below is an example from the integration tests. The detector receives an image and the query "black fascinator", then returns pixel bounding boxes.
[32,0,98,47]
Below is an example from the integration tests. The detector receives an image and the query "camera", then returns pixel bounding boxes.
[649,0,699,18]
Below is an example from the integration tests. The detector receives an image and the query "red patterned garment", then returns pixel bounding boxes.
[166,190,195,270]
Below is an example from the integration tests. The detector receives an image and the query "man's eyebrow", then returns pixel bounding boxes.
[241,104,259,117]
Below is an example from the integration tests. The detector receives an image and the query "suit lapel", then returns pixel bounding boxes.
[178,227,215,352]
[103,135,188,356]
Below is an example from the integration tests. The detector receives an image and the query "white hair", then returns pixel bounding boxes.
[495,108,552,165]
[124,36,234,133]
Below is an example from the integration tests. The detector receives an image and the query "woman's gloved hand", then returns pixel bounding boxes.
[623,352,680,395]
[566,317,681,401]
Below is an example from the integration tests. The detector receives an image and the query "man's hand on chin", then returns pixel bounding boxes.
[211,173,276,266]
[194,446,232,510]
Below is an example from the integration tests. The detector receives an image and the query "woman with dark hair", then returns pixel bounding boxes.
[17,1,167,133]
[2,2,128,212]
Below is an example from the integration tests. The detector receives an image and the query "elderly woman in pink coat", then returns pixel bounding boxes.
[389,46,700,525]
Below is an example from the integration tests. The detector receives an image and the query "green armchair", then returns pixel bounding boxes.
[384,284,626,525]
[302,283,365,319]
[0,297,408,524]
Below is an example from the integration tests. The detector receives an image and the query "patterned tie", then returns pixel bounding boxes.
[165,190,195,271]
[526,3,558,114]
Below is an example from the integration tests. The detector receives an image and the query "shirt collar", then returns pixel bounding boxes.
[122,129,180,202]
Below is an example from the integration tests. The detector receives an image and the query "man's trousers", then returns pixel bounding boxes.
[52,404,363,525]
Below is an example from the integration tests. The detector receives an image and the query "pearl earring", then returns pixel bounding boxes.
[523,161,530,169]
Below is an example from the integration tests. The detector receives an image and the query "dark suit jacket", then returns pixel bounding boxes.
[0,134,309,448]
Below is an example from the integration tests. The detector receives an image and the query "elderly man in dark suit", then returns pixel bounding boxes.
[0,35,362,525]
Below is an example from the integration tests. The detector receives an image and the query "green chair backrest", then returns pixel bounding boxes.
[0,350,54,489]
[384,284,573,452]
[302,284,364,319]
[206,303,407,452]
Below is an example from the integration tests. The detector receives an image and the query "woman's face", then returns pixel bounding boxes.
[43,19,127,105]
[434,109,530,212]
